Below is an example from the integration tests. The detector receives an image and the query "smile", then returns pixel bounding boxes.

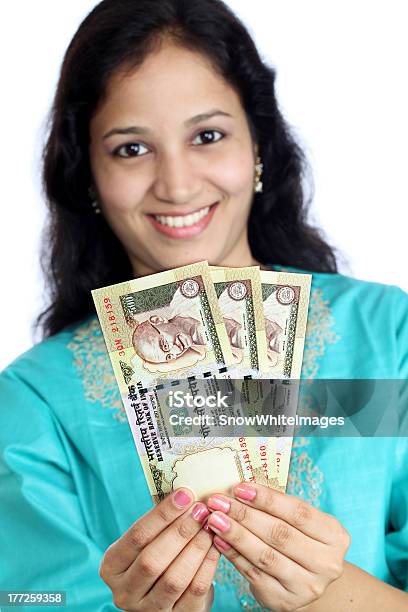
[154,206,210,228]
[147,202,219,238]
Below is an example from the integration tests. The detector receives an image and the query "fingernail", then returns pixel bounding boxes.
[234,484,257,501]
[191,503,210,523]
[203,521,212,533]
[208,512,231,533]
[173,489,193,508]
[207,495,231,513]
[213,535,231,552]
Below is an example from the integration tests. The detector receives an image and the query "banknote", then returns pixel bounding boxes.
[210,266,268,373]
[260,269,311,379]
[259,270,311,486]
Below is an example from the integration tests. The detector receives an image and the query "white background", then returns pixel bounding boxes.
[0,1,407,370]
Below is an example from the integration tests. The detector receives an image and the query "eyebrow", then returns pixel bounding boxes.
[102,109,233,140]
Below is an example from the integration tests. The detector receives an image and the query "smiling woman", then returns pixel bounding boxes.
[38,0,338,338]
[0,1,408,611]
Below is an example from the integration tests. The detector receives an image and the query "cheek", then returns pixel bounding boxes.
[212,148,254,198]
[100,181,140,214]
[91,156,148,214]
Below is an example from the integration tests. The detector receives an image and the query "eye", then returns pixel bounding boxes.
[113,142,149,158]
[159,336,170,352]
[193,129,225,146]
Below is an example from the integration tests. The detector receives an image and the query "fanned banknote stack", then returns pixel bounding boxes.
[92,262,311,503]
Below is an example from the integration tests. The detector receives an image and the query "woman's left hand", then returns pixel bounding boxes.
[206,482,351,612]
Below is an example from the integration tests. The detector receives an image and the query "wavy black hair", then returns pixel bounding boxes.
[38,0,339,338]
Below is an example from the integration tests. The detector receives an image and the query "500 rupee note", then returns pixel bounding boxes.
[260,269,311,488]
[260,269,311,379]
[210,266,268,373]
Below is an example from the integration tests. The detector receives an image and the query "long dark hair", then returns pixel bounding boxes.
[39,0,339,338]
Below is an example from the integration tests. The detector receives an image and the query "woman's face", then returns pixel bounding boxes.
[89,42,258,276]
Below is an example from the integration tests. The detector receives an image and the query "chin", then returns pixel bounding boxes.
[152,249,224,271]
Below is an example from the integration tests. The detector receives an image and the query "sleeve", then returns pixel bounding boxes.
[0,367,120,611]
[385,286,408,591]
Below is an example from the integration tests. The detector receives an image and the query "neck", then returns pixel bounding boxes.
[213,231,262,269]
[130,235,268,278]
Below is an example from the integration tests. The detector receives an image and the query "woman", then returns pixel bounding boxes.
[0,0,407,610]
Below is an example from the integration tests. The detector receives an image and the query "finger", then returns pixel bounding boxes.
[207,511,312,591]
[142,528,214,609]
[231,482,335,544]
[174,545,221,612]
[102,488,195,575]
[207,494,327,572]
[123,502,210,600]
[212,536,289,607]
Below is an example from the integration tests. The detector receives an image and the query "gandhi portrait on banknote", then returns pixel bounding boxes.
[263,290,285,367]
[265,317,284,366]
[132,314,206,363]
[222,316,244,363]
[129,284,208,370]
[217,283,246,364]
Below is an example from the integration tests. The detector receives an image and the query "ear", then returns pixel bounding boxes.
[150,314,166,324]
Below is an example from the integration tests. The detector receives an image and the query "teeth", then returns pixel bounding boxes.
[154,206,210,228]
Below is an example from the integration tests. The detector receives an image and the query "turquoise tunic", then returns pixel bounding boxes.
[1,267,407,611]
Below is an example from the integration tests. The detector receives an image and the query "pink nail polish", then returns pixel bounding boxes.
[213,535,231,552]
[191,503,210,523]
[208,512,231,533]
[207,495,231,513]
[203,521,212,533]
[234,484,257,501]
[173,489,193,508]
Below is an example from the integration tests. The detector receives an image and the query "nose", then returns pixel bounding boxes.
[152,149,202,205]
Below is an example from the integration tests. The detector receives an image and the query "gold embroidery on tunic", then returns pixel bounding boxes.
[67,317,126,422]
[301,288,340,378]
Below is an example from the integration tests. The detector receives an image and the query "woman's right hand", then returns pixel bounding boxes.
[99,488,220,611]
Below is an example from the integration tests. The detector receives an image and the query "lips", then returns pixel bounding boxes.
[146,202,219,239]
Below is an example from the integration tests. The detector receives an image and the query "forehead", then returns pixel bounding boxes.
[153,318,178,331]
[91,42,245,133]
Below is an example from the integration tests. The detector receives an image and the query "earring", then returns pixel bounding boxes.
[254,156,263,193]
[88,185,101,214]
